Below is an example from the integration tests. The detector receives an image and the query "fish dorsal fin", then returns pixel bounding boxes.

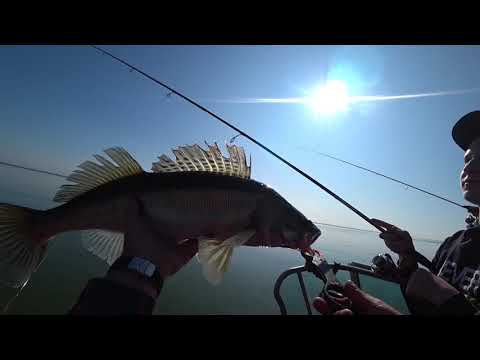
[53,147,144,203]
[151,142,251,179]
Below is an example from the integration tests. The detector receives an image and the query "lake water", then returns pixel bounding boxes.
[0,189,439,315]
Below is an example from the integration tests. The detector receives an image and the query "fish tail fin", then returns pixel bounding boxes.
[0,203,48,288]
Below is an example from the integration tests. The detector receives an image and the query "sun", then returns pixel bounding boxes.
[307,80,350,116]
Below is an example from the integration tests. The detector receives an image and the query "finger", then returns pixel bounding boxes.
[176,239,199,260]
[370,218,399,231]
[125,200,162,239]
[379,232,389,241]
[333,309,354,316]
[341,281,371,311]
[342,280,360,296]
[384,238,403,247]
[164,240,200,276]
[333,295,353,308]
[380,232,398,242]
[380,231,405,242]
[312,297,331,314]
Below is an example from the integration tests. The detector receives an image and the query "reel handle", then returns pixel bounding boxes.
[322,282,352,313]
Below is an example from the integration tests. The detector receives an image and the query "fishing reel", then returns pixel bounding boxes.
[371,253,397,275]
[465,206,479,228]
[273,251,403,315]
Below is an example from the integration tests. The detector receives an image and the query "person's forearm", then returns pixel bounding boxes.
[106,269,160,299]
[69,269,162,315]
[404,268,478,316]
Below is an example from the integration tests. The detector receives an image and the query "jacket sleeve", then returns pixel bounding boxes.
[69,278,157,315]
[431,230,463,275]
[435,293,479,316]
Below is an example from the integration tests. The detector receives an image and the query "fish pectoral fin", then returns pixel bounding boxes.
[200,243,233,285]
[82,230,124,266]
[222,229,256,247]
[197,230,255,285]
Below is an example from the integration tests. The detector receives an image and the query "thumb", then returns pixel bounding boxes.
[342,280,361,296]
[380,233,397,242]
[176,238,199,260]
[343,281,402,315]
[124,197,157,238]
[312,297,331,314]
[333,309,354,316]
[342,281,372,312]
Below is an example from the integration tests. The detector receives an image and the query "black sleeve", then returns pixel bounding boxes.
[435,293,478,316]
[69,278,157,315]
[431,231,463,275]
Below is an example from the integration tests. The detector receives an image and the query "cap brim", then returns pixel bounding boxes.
[452,111,480,151]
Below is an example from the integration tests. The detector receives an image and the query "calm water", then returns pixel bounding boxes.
[0,188,439,315]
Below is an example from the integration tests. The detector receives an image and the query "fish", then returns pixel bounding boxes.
[0,142,321,288]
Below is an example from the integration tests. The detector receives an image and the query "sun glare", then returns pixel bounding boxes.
[307,80,350,116]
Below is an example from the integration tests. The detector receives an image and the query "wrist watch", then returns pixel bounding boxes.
[109,256,164,295]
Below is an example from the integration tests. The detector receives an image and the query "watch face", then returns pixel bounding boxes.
[128,257,156,277]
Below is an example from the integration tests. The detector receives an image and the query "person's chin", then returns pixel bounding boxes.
[463,188,480,205]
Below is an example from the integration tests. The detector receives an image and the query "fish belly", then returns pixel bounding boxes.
[140,189,258,240]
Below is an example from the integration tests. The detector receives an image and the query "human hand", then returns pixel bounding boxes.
[313,281,403,315]
[121,198,198,278]
[370,218,415,255]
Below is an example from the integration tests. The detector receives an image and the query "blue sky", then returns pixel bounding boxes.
[1,45,479,242]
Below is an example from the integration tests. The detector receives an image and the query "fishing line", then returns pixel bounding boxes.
[297,147,467,210]
[89,46,384,229]
[0,161,67,178]
[1,244,55,314]
[0,160,440,242]
[89,45,437,269]
[0,161,64,313]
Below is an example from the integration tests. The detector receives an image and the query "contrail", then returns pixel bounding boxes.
[201,88,479,105]
[350,88,479,103]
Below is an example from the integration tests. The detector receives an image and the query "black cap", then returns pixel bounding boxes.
[452,111,480,151]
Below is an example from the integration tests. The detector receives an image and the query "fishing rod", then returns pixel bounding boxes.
[90,45,434,270]
[298,147,467,210]
[90,47,382,227]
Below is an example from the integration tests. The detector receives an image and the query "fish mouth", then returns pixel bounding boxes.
[307,229,322,245]
[310,229,322,242]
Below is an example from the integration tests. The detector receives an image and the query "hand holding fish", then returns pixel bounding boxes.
[121,198,198,278]
[370,218,415,255]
